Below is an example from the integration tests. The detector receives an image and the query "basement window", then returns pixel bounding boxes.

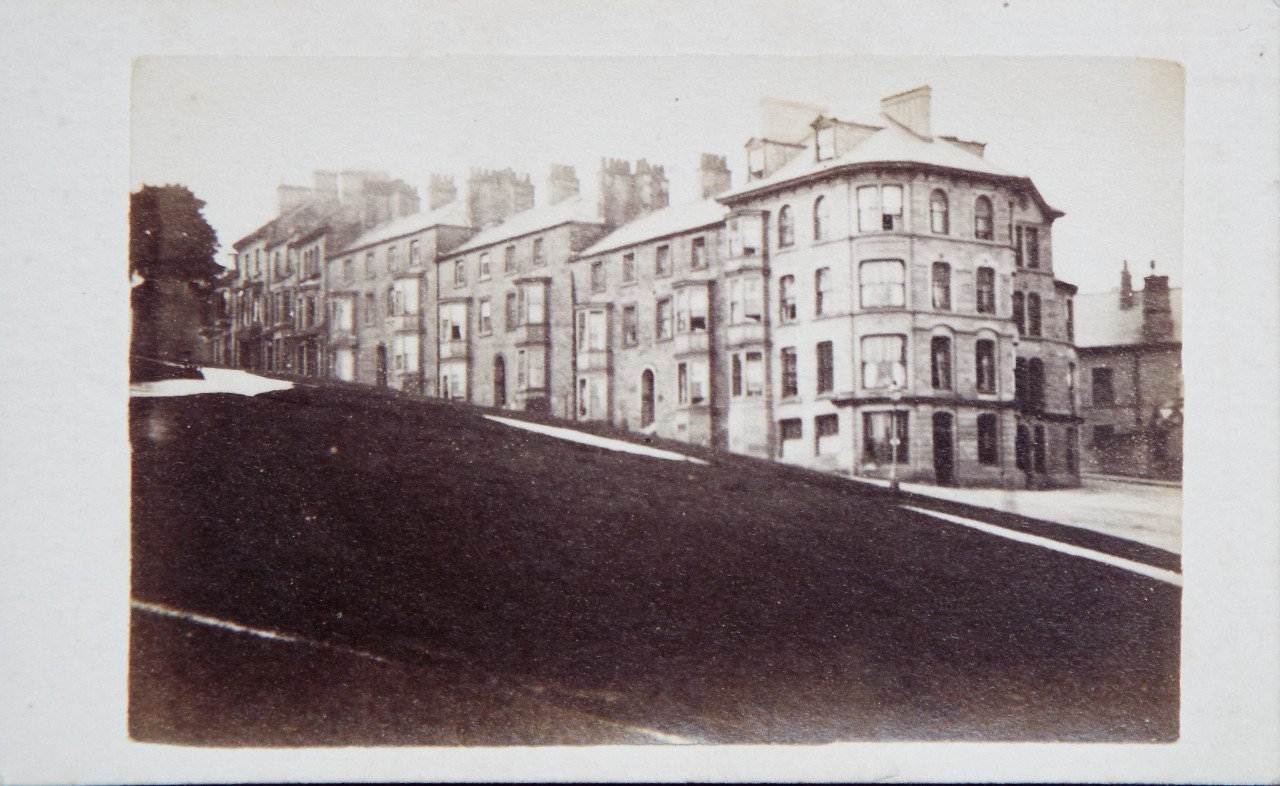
[815,414,840,455]
[779,418,803,458]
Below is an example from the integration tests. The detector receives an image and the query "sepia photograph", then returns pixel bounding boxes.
[127,55,1183,746]
[2,1,1278,783]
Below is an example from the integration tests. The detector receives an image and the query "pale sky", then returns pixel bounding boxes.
[131,56,1183,295]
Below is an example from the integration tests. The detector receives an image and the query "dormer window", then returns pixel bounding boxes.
[816,126,835,161]
[748,147,765,179]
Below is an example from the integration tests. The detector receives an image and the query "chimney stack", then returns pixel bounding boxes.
[547,164,580,205]
[634,159,669,214]
[1141,261,1174,343]
[313,171,339,205]
[880,85,933,140]
[597,157,669,228]
[467,168,535,229]
[428,174,457,210]
[277,184,312,215]
[1120,260,1135,310]
[697,153,732,199]
[759,97,827,144]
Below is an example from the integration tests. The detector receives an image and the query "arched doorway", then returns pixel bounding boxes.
[640,369,655,428]
[932,411,955,486]
[375,344,388,387]
[493,354,507,407]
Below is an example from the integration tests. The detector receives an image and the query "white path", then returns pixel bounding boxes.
[130,367,295,398]
[485,415,709,465]
[901,506,1183,587]
[861,476,1181,554]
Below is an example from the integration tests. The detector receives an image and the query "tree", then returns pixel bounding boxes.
[129,185,222,368]
[129,184,221,283]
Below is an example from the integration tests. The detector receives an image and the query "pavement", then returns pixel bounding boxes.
[856,475,1182,555]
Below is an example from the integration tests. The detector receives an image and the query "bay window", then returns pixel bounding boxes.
[857,184,903,232]
[863,411,909,464]
[859,260,905,308]
[861,334,906,390]
[576,309,607,352]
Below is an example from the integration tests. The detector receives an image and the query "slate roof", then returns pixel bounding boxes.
[445,193,603,257]
[578,198,728,258]
[1073,288,1183,349]
[335,199,471,255]
[719,115,1061,218]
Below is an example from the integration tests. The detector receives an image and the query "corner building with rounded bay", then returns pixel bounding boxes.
[573,88,1081,488]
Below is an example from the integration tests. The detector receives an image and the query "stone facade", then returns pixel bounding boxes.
[572,88,1081,488]
[206,86,1086,488]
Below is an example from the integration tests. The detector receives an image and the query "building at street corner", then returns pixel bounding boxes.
[204,86,1085,489]
[574,88,1081,488]
[1073,262,1183,480]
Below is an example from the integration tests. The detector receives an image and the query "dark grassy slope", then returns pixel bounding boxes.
[130,383,1179,743]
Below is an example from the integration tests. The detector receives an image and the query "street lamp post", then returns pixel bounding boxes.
[888,384,903,492]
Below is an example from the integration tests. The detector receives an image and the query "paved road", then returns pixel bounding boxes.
[878,475,1182,554]
[129,384,1179,745]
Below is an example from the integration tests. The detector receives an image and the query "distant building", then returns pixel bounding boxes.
[209,170,423,376]
[1074,262,1182,480]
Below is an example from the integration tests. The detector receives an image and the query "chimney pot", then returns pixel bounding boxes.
[1120,260,1135,310]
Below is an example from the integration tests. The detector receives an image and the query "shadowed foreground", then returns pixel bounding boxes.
[130,381,1179,745]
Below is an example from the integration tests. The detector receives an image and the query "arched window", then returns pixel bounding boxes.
[778,205,795,247]
[813,196,829,240]
[779,275,797,322]
[974,196,994,240]
[929,190,949,234]
[1027,293,1042,337]
[931,261,951,310]
[930,336,952,390]
[975,339,996,393]
[1012,291,1026,336]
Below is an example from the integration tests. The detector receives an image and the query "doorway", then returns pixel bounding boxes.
[375,344,388,387]
[493,354,507,407]
[932,411,955,486]
[640,369,655,428]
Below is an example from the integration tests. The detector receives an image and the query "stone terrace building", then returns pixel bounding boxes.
[324,182,471,392]
[434,161,668,417]
[207,87,1084,489]
[570,88,1081,487]
[571,155,737,449]
[1074,262,1182,480]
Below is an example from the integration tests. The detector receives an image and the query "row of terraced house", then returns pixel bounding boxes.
[205,86,1093,488]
